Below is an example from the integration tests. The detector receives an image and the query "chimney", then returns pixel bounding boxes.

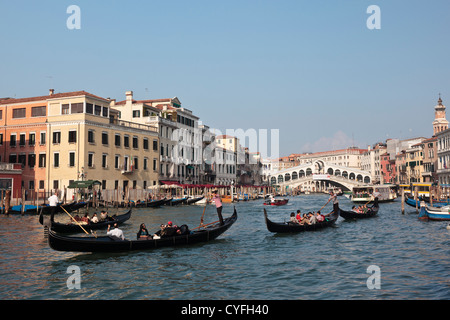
[126,91,133,102]
[49,89,55,96]
[109,99,116,106]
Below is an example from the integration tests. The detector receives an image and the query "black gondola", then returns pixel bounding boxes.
[165,197,188,206]
[146,198,167,207]
[186,196,204,205]
[47,207,237,252]
[40,209,131,233]
[40,201,87,215]
[340,198,379,220]
[263,206,339,233]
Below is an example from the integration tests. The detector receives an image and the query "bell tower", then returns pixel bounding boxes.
[433,94,448,136]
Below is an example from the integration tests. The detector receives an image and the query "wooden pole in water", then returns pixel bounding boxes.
[415,186,419,214]
[401,187,405,215]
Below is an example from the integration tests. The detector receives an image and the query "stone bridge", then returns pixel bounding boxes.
[268,160,372,192]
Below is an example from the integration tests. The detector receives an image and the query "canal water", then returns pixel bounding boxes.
[0,194,449,300]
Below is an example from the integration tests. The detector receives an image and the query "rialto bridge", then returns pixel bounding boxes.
[268,160,372,192]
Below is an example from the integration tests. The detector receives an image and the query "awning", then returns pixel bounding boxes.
[68,180,102,189]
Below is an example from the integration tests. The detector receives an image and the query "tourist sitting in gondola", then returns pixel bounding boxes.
[160,221,179,237]
[298,213,311,225]
[290,212,299,224]
[309,212,317,224]
[107,223,125,240]
[316,211,325,222]
[296,210,302,222]
[80,213,90,225]
[137,223,152,240]
[91,213,99,223]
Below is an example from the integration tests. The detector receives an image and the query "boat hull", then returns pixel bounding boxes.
[48,208,237,252]
[264,207,339,233]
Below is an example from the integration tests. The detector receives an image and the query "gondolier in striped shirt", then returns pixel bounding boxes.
[212,190,224,225]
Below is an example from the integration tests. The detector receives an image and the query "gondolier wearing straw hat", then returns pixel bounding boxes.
[212,190,224,225]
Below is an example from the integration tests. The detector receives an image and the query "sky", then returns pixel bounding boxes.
[1,0,450,158]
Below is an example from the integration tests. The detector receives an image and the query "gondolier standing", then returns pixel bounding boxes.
[48,192,59,222]
[329,190,339,213]
[212,190,224,225]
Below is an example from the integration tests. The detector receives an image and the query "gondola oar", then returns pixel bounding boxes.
[60,205,90,235]
[191,219,220,230]
[198,206,207,228]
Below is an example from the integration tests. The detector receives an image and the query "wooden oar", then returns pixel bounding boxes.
[318,197,332,212]
[199,206,207,228]
[60,205,90,235]
[191,220,220,230]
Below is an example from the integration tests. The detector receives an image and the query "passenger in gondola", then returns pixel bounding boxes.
[296,210,302,222]
[80,213,90,225]
[100,210,108,221]
[137,223,151,240]
[290,212,298,223]
[309,212,317,224]
[316,211,324,222]
[107,223,125,240]
[299,213,311,225]
[160,221,177,237]
[91,213,99,223]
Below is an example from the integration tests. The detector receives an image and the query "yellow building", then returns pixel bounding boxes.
[46,90,160,192]
[405,143,424,183]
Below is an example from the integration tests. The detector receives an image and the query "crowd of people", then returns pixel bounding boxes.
[70,210,115,225]
[351,205,372,214]
[289,210,326,225]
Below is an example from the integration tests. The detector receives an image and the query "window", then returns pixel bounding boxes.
[133,110,140,118]
[9,154,17,163]
[88,153,94,168]
[144,157,148,170]
[102,154,107,168]
[53,131,61,144]
[153,158,157,171]
[114,134,121,147]
[10,134,16,147]
[53,153,59,168]
[29,133,35,146]
[95,105,102,116]
[12,108,26,118]
[133,157,138,170]
[86,103,93,114]
[132,136,138,149]
[143,138,149,150]
[102,107,108,117]
[62,104,70,114]
[31,106,46,117]
[68,130,77,143]
[71,103,83,114]
[39,154,46,168]
[153,139,158,151]
[69,152,75,167]
[115,155,120,169]
[40,132,46,145]
[124,135,129,148]
[39,180,45,189]
[18,154,26,167]
[102,132,108,145]
[88,130,95,143]
[0,133,3,145]
[0,110,2,120]
[19,134,26,146]
[28,154,36,168]
[53,180,59,190]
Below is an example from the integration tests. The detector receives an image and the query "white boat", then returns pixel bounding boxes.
[351,185,397,203]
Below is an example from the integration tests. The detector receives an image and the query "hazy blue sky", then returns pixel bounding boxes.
[1,0,449,157]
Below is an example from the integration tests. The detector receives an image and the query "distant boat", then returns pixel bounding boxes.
[263,198,289,206]
[405,196,450,208]
[419,205,450,221]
